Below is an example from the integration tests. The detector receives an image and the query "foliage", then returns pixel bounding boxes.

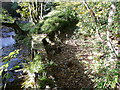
[2,49,20,62]
[15,2,78,35]
[0,49,21,88]
[76,2,120,89]
[41,10,78,33]
[1,49,20,73]
[0,8,15,23]
[17,22,34,32]
[11,2,19,10]
[16,2,30,20]
[16,34,32,49]
[1,1,119,89]
[82,59,120,89]
[22,54,56,89]
[19,2,119,88]
[29,22,43,33]
[17,2,57,23]
[29,8,78,34]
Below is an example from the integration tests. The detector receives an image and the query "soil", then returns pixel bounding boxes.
[46,39,94,89]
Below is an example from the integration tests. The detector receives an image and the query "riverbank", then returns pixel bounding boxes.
[0,26,30,89]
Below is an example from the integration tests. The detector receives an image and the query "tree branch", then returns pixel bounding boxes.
[82,0,104,43]
[82,0,98,23]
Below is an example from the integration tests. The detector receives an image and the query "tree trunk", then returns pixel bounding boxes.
[2,20,27,35]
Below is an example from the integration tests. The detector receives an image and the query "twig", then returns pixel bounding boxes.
[82,0,104,42]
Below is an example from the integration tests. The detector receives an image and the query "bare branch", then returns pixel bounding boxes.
[82,0,98,23]
[82,0,104,42]
[107,3,118,58]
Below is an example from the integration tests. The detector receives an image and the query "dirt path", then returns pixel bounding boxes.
[47,39,94,89]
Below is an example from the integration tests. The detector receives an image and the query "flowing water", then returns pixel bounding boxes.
[0,26,24,89]
[1,33,15,48]
[0,27,16,56]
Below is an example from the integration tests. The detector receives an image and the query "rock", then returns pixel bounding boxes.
[7,58,22,71]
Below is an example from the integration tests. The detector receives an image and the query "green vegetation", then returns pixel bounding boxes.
[22,54,56,88]
[0,8,15,23]
[0,50,21,89]
[1,1,120,89]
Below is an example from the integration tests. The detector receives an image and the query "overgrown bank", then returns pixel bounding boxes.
[0,1,120,89]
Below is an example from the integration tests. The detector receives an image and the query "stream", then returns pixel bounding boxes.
[0,26,25,89]
[1,27,16,55]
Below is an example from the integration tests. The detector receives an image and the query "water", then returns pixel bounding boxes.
[0,27,22,89]
[0,27,16,56]
[1,36,15,48]
[0,27,16,48]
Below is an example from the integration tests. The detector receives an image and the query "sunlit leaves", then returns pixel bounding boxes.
[2,49,20,62]
[16,2,30,20]
[39,8,78,34]
[22,54,56,88]
[0,8,15,23]
[83,57,120,89]
[0,63,9,71]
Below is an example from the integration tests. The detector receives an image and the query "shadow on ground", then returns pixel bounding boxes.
[46,42,94,89]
